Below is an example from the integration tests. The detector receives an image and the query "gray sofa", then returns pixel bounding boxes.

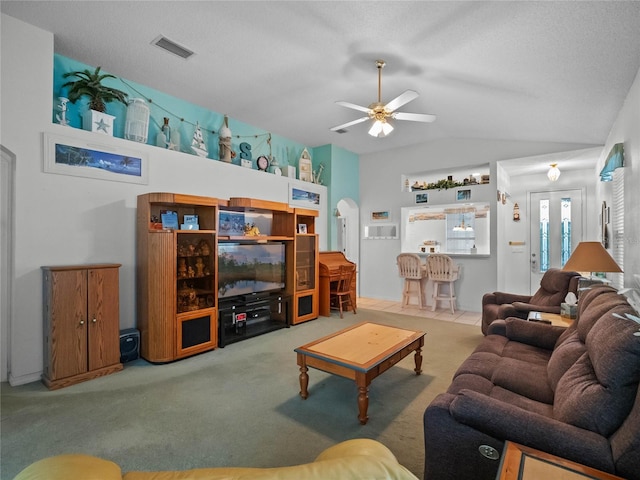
[424,285,640,480]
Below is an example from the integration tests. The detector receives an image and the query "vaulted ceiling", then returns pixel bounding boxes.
[3,1,640,165]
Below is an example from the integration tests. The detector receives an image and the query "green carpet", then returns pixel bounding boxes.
[0,309,483,479]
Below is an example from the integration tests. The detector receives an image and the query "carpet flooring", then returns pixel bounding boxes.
[1,308,483,480]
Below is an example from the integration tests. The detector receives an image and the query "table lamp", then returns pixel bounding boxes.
[563,241,623,278]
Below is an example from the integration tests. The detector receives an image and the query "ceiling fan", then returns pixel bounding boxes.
[330,59,436,138]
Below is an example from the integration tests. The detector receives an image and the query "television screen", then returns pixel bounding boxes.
[218,243,286,299]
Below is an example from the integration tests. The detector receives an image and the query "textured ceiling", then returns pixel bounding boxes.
[3,1,640,169]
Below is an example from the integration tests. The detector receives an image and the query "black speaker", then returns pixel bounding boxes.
[119,328,140,363]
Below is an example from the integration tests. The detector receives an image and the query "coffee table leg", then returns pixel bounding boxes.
[298,356,309,399]
[414,347,423,375]
[357,385,369,424]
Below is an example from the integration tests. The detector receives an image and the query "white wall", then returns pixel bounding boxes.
[596,67,640,287]
[359,138,600,311]
[497,168,597,294]
[0,15,327,385]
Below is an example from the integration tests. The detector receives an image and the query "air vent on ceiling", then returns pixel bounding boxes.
[151,35,194,60]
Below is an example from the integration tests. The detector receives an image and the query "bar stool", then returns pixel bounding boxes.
[425,254,459,313]
[396,253,427,308]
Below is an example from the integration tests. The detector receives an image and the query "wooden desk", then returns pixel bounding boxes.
[498,442,624,480]
[319,251,356,317]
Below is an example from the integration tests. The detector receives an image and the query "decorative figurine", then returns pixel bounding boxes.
[198,240,210,256]
[312,163,325,185]
[218,115,234,163]
[56,97,70,126]
[178,258,187,278]
[195,258,205,277]
[298,148,312,182]
[191,122,208,157]
[244,223,261,236]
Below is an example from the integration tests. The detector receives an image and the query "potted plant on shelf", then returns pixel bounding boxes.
[62,66,129,135]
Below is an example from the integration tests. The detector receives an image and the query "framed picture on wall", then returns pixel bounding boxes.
[415,193,428,204]
[43,132,148,184]
[371,210,390,221]
[457,189,471,201]
[289,184,321,209]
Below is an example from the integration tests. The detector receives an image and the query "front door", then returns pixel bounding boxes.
[529,190,583,294]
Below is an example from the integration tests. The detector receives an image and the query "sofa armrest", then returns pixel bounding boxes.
[13,454,122,480]
[492,292,532,305]
[512,302,561,315]
[449,390,613,472]
[486,319,506,336]
[314,438,399,463]
[503,317,566,350]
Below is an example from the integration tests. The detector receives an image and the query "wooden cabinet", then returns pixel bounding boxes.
[292,209,319,324]
[136,193,321,362]
[42,264,123,390]
[137,193,218,362]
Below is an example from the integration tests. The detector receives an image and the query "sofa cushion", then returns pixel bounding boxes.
[553,305,640,436]
[575,285,621,340]
[491,357,554,404]
[547,330,586,391]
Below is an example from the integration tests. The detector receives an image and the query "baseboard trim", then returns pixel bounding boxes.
[9,370,42,387]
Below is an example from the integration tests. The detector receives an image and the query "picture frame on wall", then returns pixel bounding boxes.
[289,184,321,209]
[457,189,471,201]
[415,193,428,204]
[371,210,390,221]
[43,132,148,184]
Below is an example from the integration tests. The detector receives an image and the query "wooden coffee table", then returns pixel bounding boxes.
[294,321,425,424]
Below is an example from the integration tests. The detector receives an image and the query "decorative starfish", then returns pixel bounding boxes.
[95,118,110,133]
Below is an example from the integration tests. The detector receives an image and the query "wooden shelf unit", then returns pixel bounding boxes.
[137,193,321,361]
[292,208,319,324]
[137,193,218,363]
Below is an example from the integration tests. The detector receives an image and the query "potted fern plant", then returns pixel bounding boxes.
[62,66,128,135]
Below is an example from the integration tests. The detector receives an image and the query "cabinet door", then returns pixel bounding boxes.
[295,235,317,291]
[87,267,121,371]
[47,269,88,379]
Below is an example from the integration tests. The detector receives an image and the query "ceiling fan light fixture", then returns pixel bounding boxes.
[368,119,393,138]
[331,58,435,137]
[547,163,561,182]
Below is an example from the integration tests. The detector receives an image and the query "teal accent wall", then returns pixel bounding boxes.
[53,54,359,249]
[313,144,360,250]
[53,54,312,172]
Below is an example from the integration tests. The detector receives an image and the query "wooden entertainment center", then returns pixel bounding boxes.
[136,192,319,363]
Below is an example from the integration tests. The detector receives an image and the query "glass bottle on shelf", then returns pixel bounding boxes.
[156,117,170,148]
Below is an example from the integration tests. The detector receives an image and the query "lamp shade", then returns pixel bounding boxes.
[563,241,623,273]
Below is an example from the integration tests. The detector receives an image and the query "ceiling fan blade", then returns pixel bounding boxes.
[392,112,437,123]
[335,101,372,114]
[330,116,370,131]
[384,90,419,112]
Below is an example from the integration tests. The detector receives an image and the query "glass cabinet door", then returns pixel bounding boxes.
[295,235,316,291]
[176,232,216,314]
